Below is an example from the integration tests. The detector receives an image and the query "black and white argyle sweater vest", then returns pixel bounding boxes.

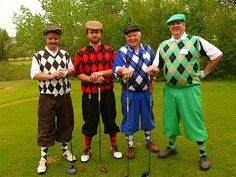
[34,49,71,96]
[160,35,201,88]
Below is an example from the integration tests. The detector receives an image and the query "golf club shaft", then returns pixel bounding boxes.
[148,77,154,174]
[126,82,130,176]
[98,84,102,166]
[148,90,151,173]
[62,77,76,172]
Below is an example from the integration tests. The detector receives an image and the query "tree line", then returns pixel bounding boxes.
[0,0,235,79]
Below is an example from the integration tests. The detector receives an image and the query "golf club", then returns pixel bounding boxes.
[66,141,76,174]
[62,76,76,174]
[141,77,153,177]
[98,84,108,173]
[125,82,130,177]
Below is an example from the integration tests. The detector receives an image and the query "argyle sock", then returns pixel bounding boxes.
[62,142,68,155]
[144,131,151,144]
[197,141,207,157]
[85,134,92,150]
[168,136,177,150]
[109,132,117,148]
[126,134,134,147]
[40,147,48,161]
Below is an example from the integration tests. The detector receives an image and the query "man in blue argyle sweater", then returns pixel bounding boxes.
[147,14,223,171]
[113,25,159,159]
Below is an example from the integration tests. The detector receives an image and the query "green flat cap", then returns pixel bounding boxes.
[166,14,186,25]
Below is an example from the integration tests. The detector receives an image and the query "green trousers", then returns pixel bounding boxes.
[163,85,207,142]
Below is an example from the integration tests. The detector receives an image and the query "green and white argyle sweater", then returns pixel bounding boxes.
[159,35,201,88]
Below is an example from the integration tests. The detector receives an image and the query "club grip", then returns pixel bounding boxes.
[98,85,101,102]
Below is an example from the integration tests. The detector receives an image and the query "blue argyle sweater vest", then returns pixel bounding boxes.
[160,35,201,88]
[119,44,154,91]
[34,49,71,96]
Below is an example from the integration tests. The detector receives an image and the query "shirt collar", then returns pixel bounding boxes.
[87,44,103,52]
[126,43,145,53]
[45,46,58,57]
[170,32,187,42]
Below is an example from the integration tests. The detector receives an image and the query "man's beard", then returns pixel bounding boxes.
[90,38,100,44]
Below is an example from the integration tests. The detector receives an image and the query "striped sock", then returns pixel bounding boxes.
[144,131,151,144]
[197,141,207,157]
[85,134,92,150]
[168,136,177,150]
[62,142,68,155]
[109,132,117,147]
[126,134,134,147]
[40,147,48,161]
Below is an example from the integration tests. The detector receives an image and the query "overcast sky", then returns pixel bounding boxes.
[0,0,43,37]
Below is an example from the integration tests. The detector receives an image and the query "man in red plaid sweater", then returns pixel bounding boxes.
[74,21,122,163]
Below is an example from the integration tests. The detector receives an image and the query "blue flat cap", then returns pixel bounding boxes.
[166,14,186,25]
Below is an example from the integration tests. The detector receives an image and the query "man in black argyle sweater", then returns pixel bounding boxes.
[30,25,76,174]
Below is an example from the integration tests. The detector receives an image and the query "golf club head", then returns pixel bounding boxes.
[67,164,76,174]
[141,171,150,177]
[100,166,108,173]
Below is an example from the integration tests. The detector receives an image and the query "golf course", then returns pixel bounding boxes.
[1,77,236,177]
[1,0,236,176]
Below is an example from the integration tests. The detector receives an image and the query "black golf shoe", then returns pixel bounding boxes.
[200,156,210,171]
[158,147,177,159]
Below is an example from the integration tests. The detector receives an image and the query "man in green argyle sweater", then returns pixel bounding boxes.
[147,14,223,171]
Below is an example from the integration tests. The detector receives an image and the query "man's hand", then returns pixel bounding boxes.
[90,72,103,81]
[121,67,132,81]
[67,68,75,76]
[200,70,206,79]
[146,65,159,76]
[52,69,66,79]
[90,72,105,83]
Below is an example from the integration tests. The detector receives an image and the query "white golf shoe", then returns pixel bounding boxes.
[111,146,122,159]
[63,149,76,162]
[37,158,47,174]
[81,149,91,163]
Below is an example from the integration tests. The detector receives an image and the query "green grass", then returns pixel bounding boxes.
[0,80,236,177]
[0,60,32,81]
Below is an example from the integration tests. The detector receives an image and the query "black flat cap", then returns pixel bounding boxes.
[43,25,62,35]
[124,25,140,34]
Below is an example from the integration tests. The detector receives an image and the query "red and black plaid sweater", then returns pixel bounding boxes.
[74,44,115,94]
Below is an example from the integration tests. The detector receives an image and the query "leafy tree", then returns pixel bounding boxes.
[0,28,10,60]
[214,1,236,78]
[40,0,81,57]
[13,6,45,57]
[12,0,236,79]
[76,0,126,50]
[6,43,18,60]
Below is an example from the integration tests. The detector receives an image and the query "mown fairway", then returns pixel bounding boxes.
[0,80,236,177]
